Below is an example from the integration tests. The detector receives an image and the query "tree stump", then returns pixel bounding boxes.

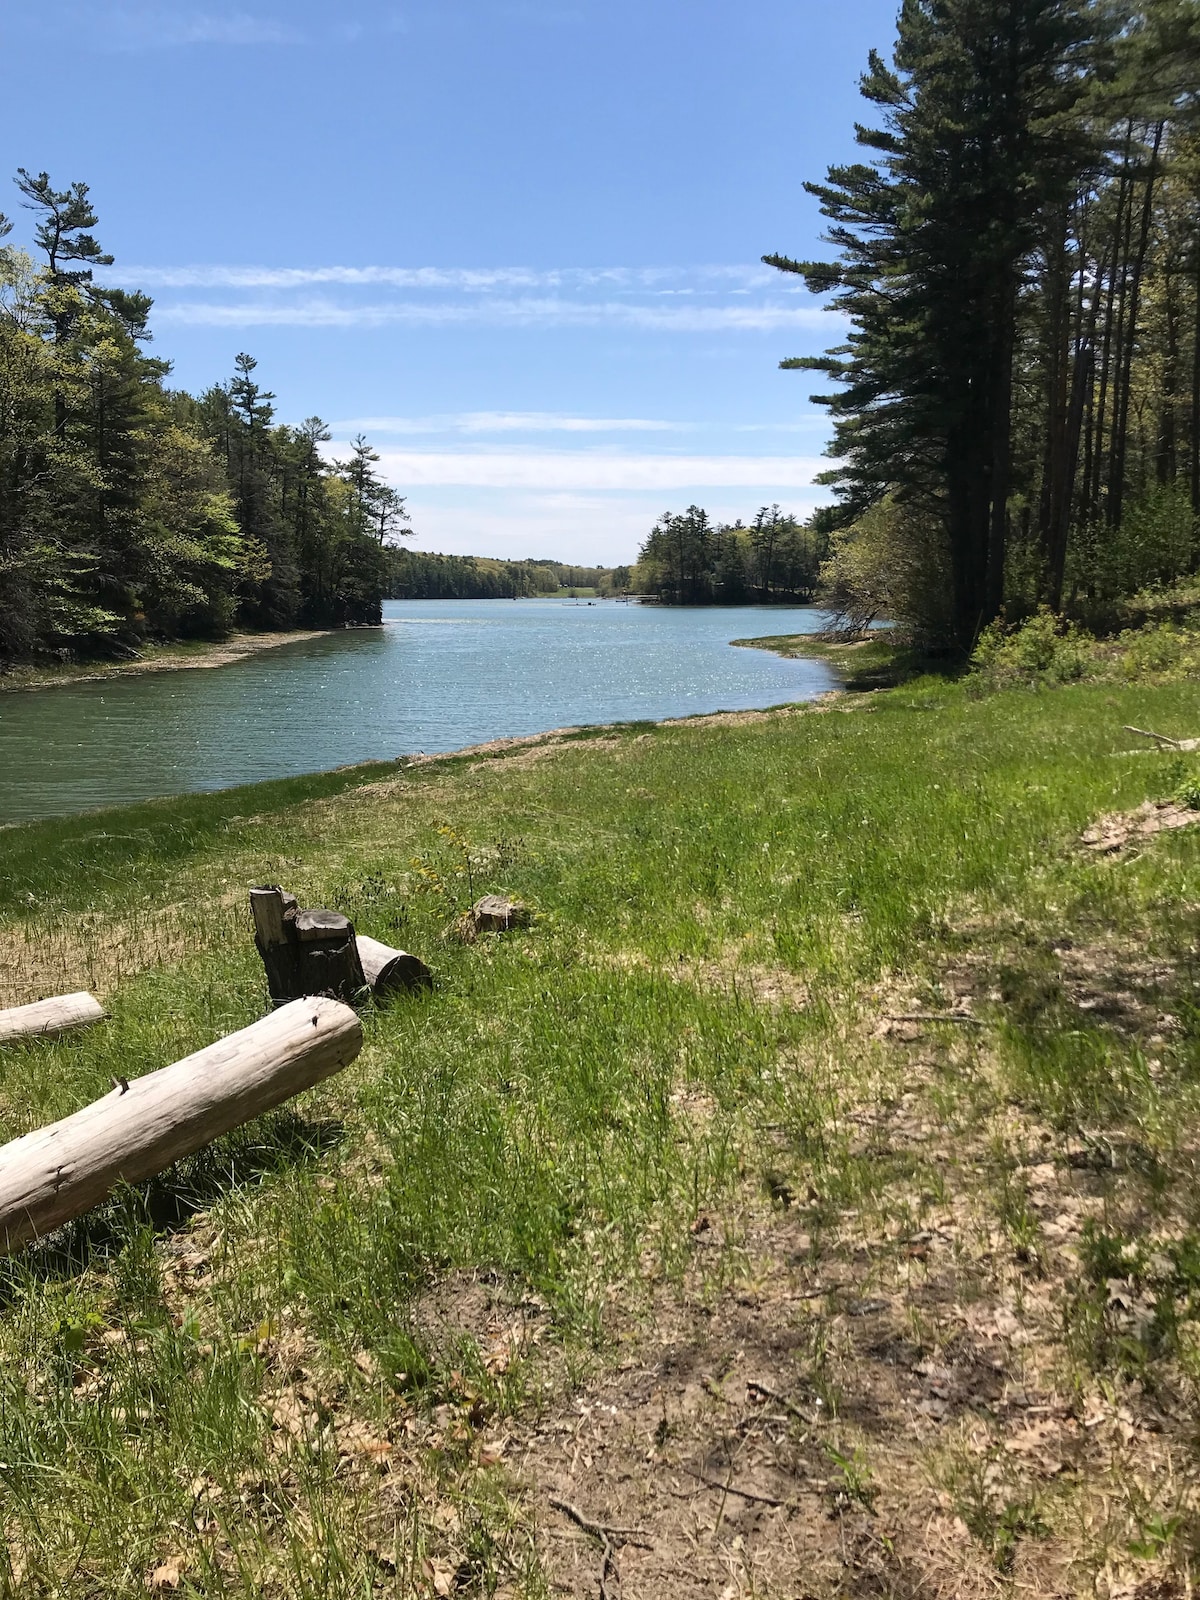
[251,887,366,1005]
[470,895,531,933]
[250,888,429,1004]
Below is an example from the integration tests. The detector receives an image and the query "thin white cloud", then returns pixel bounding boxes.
[366,450,825,491]
[734,418,829,433]
[155,296,832,332]
[329,412,683,435]
[102,8,301,48]
[121,263,780,292]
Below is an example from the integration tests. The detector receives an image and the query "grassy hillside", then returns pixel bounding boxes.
[2,653,1200,1595]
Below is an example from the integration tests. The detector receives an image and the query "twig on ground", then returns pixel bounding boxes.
[549,1496,651,1599]
[548,1498,649,1545]
[1123,725,1200,750]
[678,1464,789,1508]
[745,1380,820,1426]
[886,1012,985,1026]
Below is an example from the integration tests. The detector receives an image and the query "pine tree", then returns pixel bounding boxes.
[0,171,398,659]
[768,0,1101,648]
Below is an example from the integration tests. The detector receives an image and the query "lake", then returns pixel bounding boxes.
[0,600,835,823]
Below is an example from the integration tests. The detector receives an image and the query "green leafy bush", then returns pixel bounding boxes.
[970,608,1091,688]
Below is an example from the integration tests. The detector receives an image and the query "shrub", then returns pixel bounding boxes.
[971,608,1092,688]
[1116,620,1200,681]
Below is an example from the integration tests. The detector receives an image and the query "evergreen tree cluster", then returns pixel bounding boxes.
[0,173,408,660]
[769,0,1200,649]
[388,551,563,598]
[634,504,829,603]
[387,552,632,599]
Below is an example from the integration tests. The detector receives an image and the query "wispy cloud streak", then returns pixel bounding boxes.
[156,296,832,332]
[364,450,825,491]
[330,412,684,434]
[122,263,784,292]
[112,260,831,333]
[99,7,301,48]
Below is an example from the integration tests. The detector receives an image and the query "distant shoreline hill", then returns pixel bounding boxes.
[385,550,631,600]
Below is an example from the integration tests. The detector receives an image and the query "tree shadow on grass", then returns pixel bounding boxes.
[734,630,967,691]
[2,1108,345,1293]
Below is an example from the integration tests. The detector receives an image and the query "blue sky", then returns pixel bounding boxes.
[0,1,898,564]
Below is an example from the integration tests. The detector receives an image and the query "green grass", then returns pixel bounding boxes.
[2,667,1200,1592]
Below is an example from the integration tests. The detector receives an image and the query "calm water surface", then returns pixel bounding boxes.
[0,600,835,822]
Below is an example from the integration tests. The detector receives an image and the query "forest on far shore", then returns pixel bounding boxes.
[0,172,408,662]
[388,510,826,606]
[385,551,632,599]
[632,504,828,604]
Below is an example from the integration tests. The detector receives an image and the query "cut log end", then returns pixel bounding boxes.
[355,933,433,996]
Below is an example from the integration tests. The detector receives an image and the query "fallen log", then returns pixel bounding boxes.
[0,992,105,1045]
[0,996,362,1252]
[356,933,432,996]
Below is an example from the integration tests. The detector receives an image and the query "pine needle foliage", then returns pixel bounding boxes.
[770,0,1200,651]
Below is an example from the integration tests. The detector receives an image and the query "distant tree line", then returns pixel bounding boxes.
[387,551,633,599]
[0,172,408,661]
[767,0,1200,648]
[634,505,829,604]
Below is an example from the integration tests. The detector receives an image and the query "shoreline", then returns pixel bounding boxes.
[0,697,845,831]
[0,629,332,694]
[731,628,876,662]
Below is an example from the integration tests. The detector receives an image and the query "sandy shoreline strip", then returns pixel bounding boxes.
[0,630,332,693]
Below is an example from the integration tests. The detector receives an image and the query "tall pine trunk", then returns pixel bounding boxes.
[1108,121,1164,529]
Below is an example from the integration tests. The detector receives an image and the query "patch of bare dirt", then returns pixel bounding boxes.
[470,737,624,774]
[513,1197,1059,1598]
[662,703,829,731]
[596,946,811,1010]
[1081,799,1200,854]
[409,1269,552,1372]
[503,1026,1200,1599]
[0,897,245,1009]
[402,728,595,768]
[512,1217,1197,1597]
[689,957,810,1009]
[937,927,1185,1044]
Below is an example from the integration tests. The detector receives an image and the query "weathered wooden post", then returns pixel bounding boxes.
[0,997,363,1253]
[0,993,105,1045]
